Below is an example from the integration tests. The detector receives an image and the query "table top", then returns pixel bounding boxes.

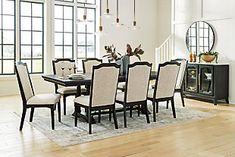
[42,71,157,86]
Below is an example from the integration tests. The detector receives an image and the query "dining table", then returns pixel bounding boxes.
[42,71,157,123]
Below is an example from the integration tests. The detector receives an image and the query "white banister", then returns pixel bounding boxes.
[155,35,173,70]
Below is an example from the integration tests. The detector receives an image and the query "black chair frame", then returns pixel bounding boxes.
[15,62,61,130]
[74,63,119,134]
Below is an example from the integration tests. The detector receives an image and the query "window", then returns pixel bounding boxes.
[54,4,73,59]
[54,0,96,70]
[77,2,96,69]
[0,0,15,75]
[20,1,44,74]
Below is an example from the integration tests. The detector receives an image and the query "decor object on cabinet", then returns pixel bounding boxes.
[199,51,218,63]
[184,63,229,105]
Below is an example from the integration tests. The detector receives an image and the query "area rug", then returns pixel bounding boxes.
[17,102,214,147]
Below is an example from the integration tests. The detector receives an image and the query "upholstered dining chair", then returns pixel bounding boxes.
[148,62,180,122]
[166,59,187,108]
[52,59,86,115]
[15,62,61,130]
[82,58,102,74]
[116,62,152,128]
[118,55,141,91]
[74,63,120,134]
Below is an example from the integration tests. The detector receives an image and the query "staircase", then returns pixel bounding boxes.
[155,35,174,70]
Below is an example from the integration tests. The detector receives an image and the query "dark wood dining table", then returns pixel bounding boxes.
[42,71,157,122]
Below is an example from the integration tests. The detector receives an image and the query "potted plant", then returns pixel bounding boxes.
[199,51,218,63]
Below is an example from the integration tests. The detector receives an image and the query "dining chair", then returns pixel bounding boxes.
[82,58,102,74]
[116,62,152,128]
[147,61,180,122]
[118,55,141,92]
[74,63,120,134]
[166,59,188,108]
[15,62,61,130]
[52,59,86,115]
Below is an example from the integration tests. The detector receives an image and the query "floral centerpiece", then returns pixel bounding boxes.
[199,51,218,63]
[103,45,122,62]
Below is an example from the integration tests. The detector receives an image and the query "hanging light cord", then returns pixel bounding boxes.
[134,0,136,21]
[99,0,103,31]
[116,0,119,23]
[107,0,109,10]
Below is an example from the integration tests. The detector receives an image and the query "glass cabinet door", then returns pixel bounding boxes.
[185,65,198,92]
[199,65,213,95]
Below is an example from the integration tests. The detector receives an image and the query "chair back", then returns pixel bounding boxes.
[171,59,187,89]
[90,63,120,107]
[52,59,76,77]
[154,62,180,99]
[82,58,102,74]
[125,62,152,103]
[15,62,34,104]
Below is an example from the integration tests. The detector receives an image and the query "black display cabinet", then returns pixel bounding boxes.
[184,63,229,105]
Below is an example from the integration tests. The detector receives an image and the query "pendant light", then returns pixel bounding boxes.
[78,1,92,23]
[104,0,112,18]
[130,0,139,30]
[99,0,103,32]
[113,0,124,27]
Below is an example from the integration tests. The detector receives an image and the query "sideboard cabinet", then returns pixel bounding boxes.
[184,63,229,105]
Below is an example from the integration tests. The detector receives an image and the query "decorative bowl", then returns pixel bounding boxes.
[200,54,216,63]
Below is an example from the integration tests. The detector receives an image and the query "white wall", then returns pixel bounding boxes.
[0,0,158,97]
[99,0,158,63]
[173,0,235,104]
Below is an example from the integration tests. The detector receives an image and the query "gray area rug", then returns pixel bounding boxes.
[20,103,213,147]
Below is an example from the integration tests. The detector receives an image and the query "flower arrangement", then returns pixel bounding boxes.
[199,51,218,63]
[126,44,144,60]
[103,45,122,62]
[103,44,144,62]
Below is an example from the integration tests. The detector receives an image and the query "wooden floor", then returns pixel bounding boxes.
[0,95,235,157]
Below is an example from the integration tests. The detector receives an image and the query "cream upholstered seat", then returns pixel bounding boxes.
[74,63,119,134]
[116,62,152,128]
[147,62,180,122]
[15,62,61,130]
[52,59,86,115]
[27,94,61,105]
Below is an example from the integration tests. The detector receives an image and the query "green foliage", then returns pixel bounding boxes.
[198,51,218,57]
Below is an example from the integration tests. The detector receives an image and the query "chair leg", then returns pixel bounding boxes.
[19,108,27,131]
[50,107,55,130]
[138,105,140,117]
[29,107,34,122]
[171,98,176,118]
[166,100,169,109]
[113,106,118,129]
[130,106,133,118]
[98,110,101,123]
[58,101,61,122]
[144,102,150,123]
[74,105,78,127]
[123,105,127,128]
[152,100,156,122]
[156,101,159,113]
[63,96,66,115]
[109,109,112,121]
[180,90,185,107]
[88,109,92,134]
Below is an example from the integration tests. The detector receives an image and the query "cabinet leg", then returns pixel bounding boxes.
[214,99,217,106]
[226,98,229,104]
